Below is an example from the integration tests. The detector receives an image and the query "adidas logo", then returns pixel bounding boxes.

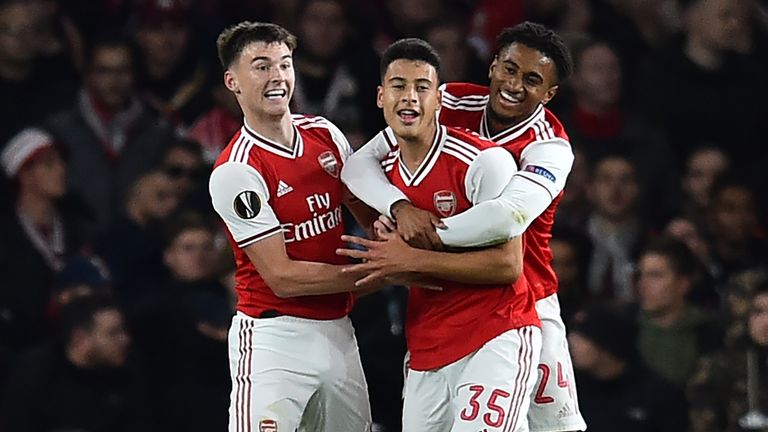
[277,180,293,197]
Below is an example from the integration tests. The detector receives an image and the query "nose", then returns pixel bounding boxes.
[401,84,417,103]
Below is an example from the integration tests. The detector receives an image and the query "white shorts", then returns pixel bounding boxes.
[403,326,542,432]
[227,312,372,432]
[528,294,586,432]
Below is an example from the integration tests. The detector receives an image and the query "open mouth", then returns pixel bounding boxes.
[397,108,420,124]
[264,89,287,100]
[499,90,523,105]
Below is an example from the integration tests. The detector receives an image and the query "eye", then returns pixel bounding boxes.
[393,84,405,89]
[280,62,292,70]
[256,64,269,72]
[525,76,540,85]
[418,85,430,91]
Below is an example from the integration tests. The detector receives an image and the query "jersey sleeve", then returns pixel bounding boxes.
[438,138,574,247]
[463,147,518,205]
[340,129,409,218]
[323,118,354,162]
[209,162,282,248]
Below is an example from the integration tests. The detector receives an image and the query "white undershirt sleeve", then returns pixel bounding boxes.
[438,138,574,247]
[209,162,282,248]
[340,129,409,218]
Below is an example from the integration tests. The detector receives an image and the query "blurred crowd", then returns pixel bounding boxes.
[0,0,766,431]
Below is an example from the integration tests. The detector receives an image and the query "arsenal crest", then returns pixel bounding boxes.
[259,419,278,432]
[318,151,339,178]
[433,190,456,217]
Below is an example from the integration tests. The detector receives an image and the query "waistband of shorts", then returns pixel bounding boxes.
[236,310,349,325]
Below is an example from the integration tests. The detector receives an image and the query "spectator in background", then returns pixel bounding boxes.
[688,279,768,432]
[372,0,444,52]
[561,37,676,223]
[0,294,154,432]
[292,0,381,147]
[0,0,77,143]
[555,146,591,229]
[706,178,767,282]
[187,74,241,164]
[585,154,646,301]
[550,225,593,321]
[131,213,230,432]
[569,304,689,432]
[637,0,759,162]
[0,128,85,353]
[678,146,730,227]
[30,0,84,76]
[424,17,487,84]
[47,37,174,238]
[54,255,114,307]
[133,0,210,126]
[634,237,722,388]
[160,138,210,212]
[97,169,179,304]
[665,216,723,305]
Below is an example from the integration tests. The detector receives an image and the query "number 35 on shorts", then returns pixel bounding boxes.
[456,384,513,429]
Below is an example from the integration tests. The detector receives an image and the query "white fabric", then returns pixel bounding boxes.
[228,312,371,432]
[341,130,408,218]
[1,128,54,177]
[463,146,518,205]
[528,294,587,432]
[402,326,542,432]
[209,162,281,248]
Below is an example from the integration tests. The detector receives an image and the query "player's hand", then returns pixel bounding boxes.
[373,215,396,239]
[337,230,419,286]
[390,200,446,251]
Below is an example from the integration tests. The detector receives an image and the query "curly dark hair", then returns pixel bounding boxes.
[496,21,573,83]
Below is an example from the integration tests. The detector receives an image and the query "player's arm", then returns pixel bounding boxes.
[210,162,370,298]
[337,147,523,286]
[341,128,444,249]
[438,138,574,247]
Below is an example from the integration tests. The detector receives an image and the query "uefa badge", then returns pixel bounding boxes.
[433,190,456,217]
[318,151,339,178]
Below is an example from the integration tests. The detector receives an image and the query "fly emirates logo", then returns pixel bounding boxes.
[281,192,343,243]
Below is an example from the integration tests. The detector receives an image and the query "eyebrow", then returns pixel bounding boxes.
[502,60,544,81]
[387,77,434,84]
[252,55,293,62]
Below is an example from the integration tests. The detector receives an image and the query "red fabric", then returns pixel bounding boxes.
[571,105,622,140]
[213,117,354,320]
[439,82,567,300]
[385,126,539,370]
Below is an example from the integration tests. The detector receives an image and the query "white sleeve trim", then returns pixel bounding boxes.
[340,131,409,218]
[209,162,281,248]
[323,118,354,162]
[516,138,573,198]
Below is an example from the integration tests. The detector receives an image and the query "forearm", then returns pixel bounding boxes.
[271,260,362,297]
[406,246,521,285]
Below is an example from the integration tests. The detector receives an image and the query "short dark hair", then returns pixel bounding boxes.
[58,294,120,344]
[380,38,441,82]
[216,21,298,69]
[642,237,699,278]
[495,21,573,83]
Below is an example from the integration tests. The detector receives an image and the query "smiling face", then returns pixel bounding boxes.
[377,59,441,143]
[487,42,559,126]
[224,41,294,119]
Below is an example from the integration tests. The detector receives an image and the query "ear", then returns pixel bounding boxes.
[541,85,559,106]
[224,70,240,94]
[488,57,498,80]
[376,85,384,109]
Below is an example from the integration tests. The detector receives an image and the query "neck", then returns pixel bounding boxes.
[486,103,535,136]
[244,110,294,147]
[649,304,686,328]
[593,357,626,380]
[397,124,437,173]
[685,37,723,70]
[18,192,55,226]
[596,212,634,231]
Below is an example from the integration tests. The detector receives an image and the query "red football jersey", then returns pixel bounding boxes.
[379,125,540,371]
[440,82,570,300]
[210,115,354,320]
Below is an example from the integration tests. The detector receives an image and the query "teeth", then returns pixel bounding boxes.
[399,110,418,115]
[265,89,286,98]
[500,90,521,103]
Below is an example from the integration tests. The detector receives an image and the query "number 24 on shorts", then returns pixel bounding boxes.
[534,362,569,404]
